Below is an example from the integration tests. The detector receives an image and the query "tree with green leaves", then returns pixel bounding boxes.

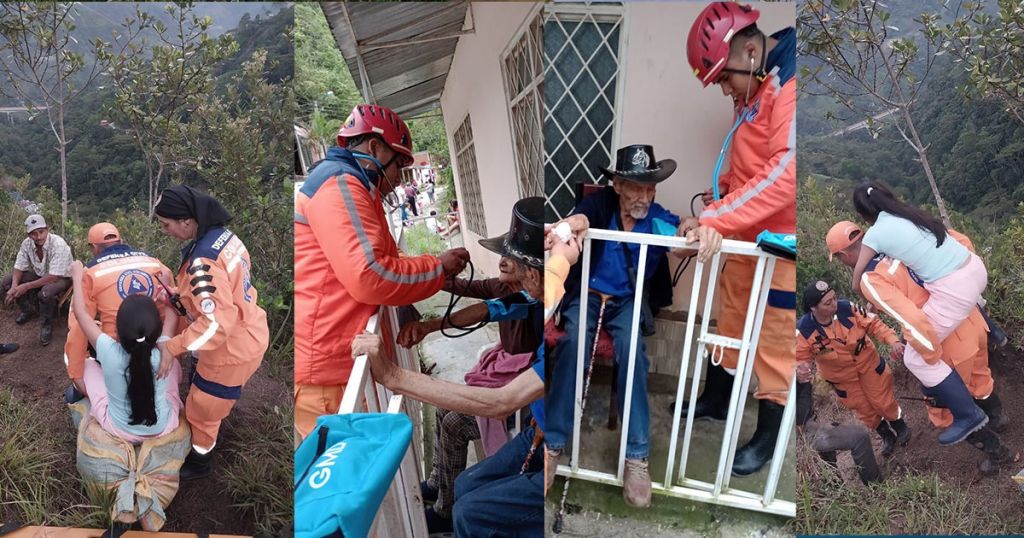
[799,0,955,224]
[95,2,237,216]
[924,0,1024,126]
[0,2,105,229]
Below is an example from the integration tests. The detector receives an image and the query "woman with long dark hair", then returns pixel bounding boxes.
[69,261,182,441]
[153,184,269,480]
[850,181,988,445]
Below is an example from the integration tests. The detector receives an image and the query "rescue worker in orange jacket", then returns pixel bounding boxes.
[681,1,797,476]
[797,279,911,457]
[828,221,1016,473]
[64,223,171,400]
[293,104,470,440]
[154,185,269,480]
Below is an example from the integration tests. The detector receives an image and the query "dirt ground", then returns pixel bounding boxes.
[808,345,1024,531]
[0,304,289,535]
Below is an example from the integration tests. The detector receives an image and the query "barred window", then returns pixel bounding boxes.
[452,114,487,236]
[501,10,544,200]
[543,3,624,220]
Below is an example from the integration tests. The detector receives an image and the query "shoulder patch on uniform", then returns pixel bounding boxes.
[192,285,217,296]
[190,275,214,287]
[836,300,855,329]
[864,254,884,273]
[192,228,235,261]
[797,313,818,339]
[200,298,215,314]
[187,263,212,275]
[116,269,154,299]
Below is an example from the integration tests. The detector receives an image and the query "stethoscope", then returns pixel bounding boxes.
[711,101,759,201]
[710,52,765,202]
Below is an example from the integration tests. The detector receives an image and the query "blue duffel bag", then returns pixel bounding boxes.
[295,413,413,538]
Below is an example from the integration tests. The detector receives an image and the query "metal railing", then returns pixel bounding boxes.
[558,228,796,517]
[340,306,430,538]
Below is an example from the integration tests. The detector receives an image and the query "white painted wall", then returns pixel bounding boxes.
[614,1,795,309]
[440,2,540,278]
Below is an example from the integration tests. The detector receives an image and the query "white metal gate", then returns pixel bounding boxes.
[557,228,796,517]
[339,307,430,537]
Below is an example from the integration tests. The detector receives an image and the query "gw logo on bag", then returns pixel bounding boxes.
[308,440,348,489]
[116,269,154,299]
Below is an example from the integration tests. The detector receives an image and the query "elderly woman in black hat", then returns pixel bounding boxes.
[153,184,270,480]
[355,196,547,536]
[393,197,544,533]
[544,144,723,508]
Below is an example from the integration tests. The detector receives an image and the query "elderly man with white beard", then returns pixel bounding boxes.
[544,144,722,508]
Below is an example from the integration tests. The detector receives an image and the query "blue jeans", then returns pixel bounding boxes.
[546,293,651,459]
[452,426,543,537]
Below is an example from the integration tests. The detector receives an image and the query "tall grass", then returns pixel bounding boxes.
[792,440,1017,535]
[220,403,293,537]
[0,388,107,527]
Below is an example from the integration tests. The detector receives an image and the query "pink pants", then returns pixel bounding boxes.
[904,253,988,387]
[83,359,183,443]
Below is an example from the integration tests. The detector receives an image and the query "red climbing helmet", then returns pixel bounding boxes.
[686,2,760,87]
[337,104,415,167]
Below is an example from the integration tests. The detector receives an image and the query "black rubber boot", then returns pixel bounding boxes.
[966,426,1018,476]
[874,421,897,457]
[39,299,56,346]
[14,311,34,325]
[921,370,988,445]
[887,418,912,447]
[975,393,1009,433]
[15,294,35,325]
[732,400,784,476]
[980,305,1008,349]
[672,358,734,422]
[179,449,214,481]
[64,384,85,404]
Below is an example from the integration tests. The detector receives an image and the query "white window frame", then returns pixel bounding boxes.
[543,2,627,220]
[500,4,545,200]
[451,114,487,237]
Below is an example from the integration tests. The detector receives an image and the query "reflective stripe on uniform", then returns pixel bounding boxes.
[860,273,936,352]
[335,175,442,284]
[186,258,220,352]
[700,107,796,221]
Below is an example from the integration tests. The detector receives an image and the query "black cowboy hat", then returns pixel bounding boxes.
[598,144,677,184]
[478,197,544,269]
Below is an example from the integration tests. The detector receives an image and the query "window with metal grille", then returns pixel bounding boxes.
[501,8,544,200]
[452,114,487,237]
[543,3,624,221]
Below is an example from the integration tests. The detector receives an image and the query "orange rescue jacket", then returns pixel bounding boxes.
[700,66,796,242]
[165,228,269,367]
[64,245,170,379]
[295,149,444,386]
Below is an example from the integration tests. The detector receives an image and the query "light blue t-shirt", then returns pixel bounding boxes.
[862,211,969,282]
[96,334,173,437]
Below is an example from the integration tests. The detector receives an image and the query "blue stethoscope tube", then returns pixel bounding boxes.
[711,102,758,201]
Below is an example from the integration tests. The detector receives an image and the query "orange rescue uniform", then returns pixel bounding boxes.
[699,65,797,405]
[165,227,269,450]
[294,149,445,438]
[64,245,170,379]
[860,231,992,428]
[796,300,902,429]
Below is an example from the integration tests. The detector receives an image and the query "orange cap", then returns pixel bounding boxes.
[87,222,120,244]
[826,221,863,261]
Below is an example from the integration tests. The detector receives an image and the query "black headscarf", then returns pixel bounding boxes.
[154,185,232,241]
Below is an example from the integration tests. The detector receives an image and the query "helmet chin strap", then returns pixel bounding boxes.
[351,150,401,209]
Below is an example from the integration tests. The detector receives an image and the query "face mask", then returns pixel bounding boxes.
[351,149,401,209]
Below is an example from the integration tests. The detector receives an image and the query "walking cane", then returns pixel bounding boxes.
[553,291,610,534]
